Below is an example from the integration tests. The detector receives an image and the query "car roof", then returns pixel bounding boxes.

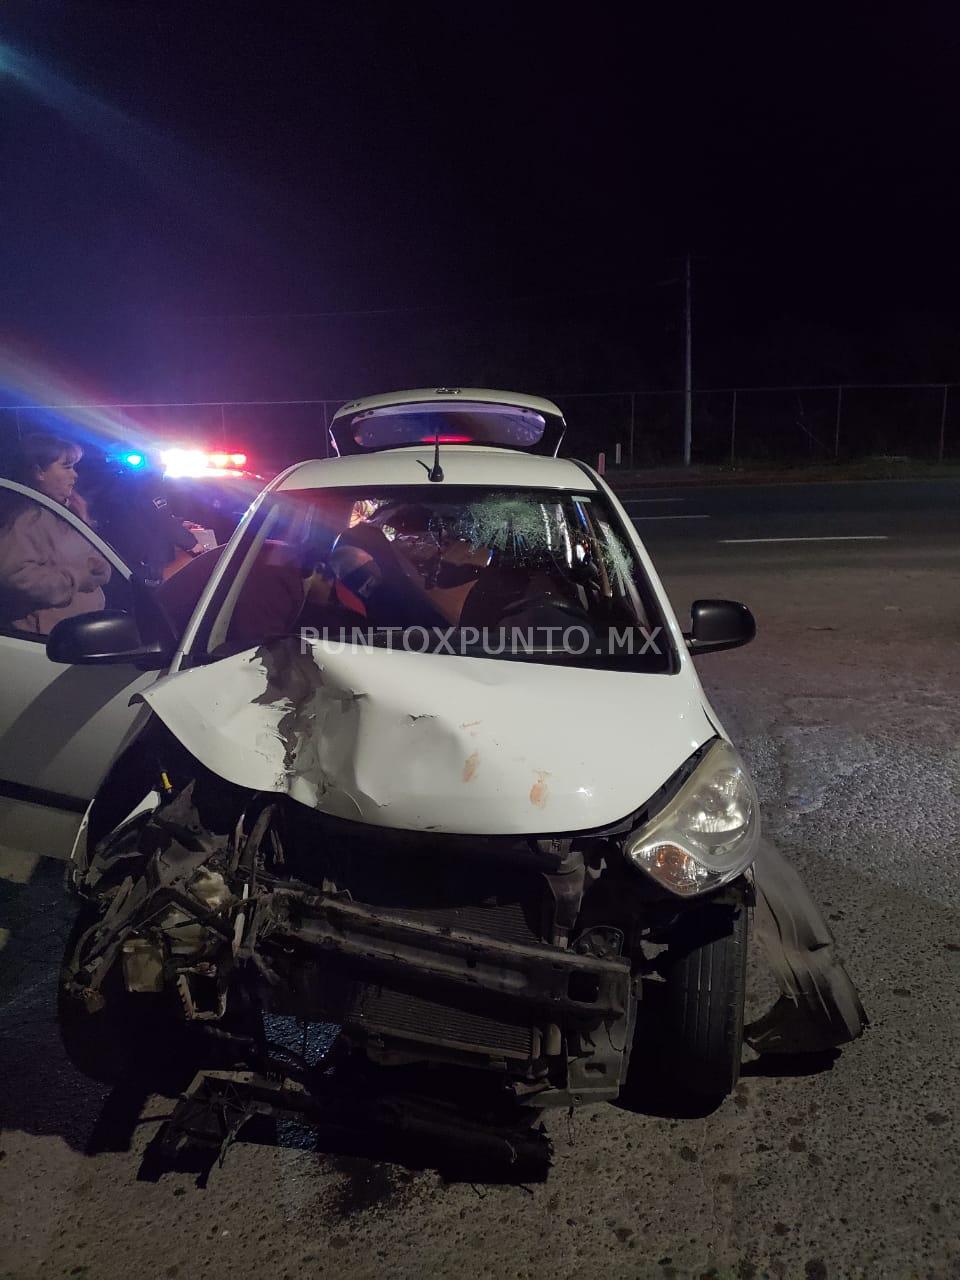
[276,445,595,492]
[330,386,564,422]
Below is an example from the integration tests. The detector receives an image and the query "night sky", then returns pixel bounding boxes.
[3,3,960,407]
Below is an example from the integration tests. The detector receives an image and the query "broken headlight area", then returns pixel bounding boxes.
[62,738,866,1166]
[66,781,684,1110]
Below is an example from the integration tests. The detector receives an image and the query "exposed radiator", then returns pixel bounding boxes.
[339,896,542,1060]
[346,984,535,1060]
[287,832,549,1060]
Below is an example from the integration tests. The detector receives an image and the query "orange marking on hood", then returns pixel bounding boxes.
[530,771,550,808]
[460,720,481,729]
[462,751,480,782]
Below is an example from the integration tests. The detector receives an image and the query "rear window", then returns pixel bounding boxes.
[349,402,547,450]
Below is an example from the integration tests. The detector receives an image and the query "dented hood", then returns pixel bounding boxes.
[138,638,716,836]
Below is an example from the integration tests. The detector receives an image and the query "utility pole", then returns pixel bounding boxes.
[683,251,693,465]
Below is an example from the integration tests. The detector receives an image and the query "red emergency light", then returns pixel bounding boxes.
[161,448,248,478]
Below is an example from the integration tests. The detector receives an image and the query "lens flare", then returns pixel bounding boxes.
[160,447,248,479]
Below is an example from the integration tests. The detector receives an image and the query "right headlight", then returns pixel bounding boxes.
[623,739,759,897]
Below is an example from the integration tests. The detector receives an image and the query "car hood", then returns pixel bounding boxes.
[139,637,716,836]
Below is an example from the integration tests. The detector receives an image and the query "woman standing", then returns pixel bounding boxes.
[0,433,111,634]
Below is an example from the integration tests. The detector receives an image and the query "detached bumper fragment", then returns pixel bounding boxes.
[746,841,869,1054]
[148,1068,554,1181]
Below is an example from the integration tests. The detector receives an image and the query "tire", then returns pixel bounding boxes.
[661,899,749,1097]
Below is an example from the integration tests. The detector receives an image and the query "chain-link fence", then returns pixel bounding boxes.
[551,383,959,467]
[1,382,958,472]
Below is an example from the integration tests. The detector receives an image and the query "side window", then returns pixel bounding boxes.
[0,491,128,639]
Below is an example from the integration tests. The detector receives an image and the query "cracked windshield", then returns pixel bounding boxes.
[244,486,671,670]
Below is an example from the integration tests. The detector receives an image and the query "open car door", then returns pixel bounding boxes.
[0,480,159,859]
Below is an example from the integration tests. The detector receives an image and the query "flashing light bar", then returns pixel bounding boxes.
[418,434,473,444]
[160,448,248,479]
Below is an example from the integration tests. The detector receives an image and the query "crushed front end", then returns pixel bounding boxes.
[63,778,645,1111]
[261,808,637,1107]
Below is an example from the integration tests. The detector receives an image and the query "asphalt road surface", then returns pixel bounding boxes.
[2,479,959,1279]
[619,475,960,557]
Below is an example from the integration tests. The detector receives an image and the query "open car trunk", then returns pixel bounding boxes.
[329,388,567,457]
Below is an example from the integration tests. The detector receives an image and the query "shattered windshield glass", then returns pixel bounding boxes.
[221,486,673,671]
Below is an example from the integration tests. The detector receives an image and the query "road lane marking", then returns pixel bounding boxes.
[719,535,890,543]
[633,514,710,521]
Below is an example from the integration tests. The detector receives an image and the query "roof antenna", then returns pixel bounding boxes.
[420,423,444,482]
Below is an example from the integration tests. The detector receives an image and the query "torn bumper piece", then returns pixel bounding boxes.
[149,1068,554,1180]
[251,889,631,1053]
[746,841,869,1054]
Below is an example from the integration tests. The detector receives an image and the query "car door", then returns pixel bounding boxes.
[0,480,158,859]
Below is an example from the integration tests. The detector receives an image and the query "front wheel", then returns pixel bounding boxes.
[661,899,749,1097]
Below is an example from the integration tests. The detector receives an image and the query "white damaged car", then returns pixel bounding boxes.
[27,389,864,1133]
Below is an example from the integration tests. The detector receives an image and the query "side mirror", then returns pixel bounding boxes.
[685,599,756,655]
[47,610,171,668]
